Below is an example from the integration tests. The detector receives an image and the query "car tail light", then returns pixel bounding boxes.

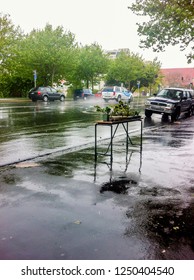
[37,91,41,95]
[82,93,84,97]
[113,91,116,96]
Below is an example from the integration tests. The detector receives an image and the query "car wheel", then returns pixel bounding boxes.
[60,95,65,102]
[117,95,121,102]
[43,95,48,102]
[171,114,177,122]
[145,110,152,118]
[187,106,193,117]
[103,99,109,103]
[162,113,169,121]
[171,109,180,122]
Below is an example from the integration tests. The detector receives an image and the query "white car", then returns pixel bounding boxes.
[102,86,133,103]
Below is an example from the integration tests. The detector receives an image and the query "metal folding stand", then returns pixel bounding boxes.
[94,116,143,163]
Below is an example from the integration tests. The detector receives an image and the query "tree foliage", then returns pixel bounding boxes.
[14,24,77,86]
[129,0,194,63]
[0,12,162,97]
[106,51,161,91]
[107,51,144,85]
[0,13,22,70]
[0,13,23,96]
[73,43,109,89]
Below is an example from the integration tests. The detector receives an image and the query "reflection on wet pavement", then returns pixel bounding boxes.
[0,101,99,166]
[100,178,137,194]
[124,197,194,259]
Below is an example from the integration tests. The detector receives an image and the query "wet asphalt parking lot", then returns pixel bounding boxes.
[0,99,194,260]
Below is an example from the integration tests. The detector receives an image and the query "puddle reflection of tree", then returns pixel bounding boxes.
[125,195,194,259]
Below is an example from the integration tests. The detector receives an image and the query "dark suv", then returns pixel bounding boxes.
[145,87,193,122]
[28,86,65,102]
[73,89,93,100]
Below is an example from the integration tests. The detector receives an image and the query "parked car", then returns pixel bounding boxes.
[145,87,193,122]
[73,89,94,100]
[28,86,65,102]
[188,89,194,114]
[101,86,133,103]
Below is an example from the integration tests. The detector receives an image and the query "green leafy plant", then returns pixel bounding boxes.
[95,101,140,120]
[111,101,140,116]
[94,105,112,121]
[94,105,112,114]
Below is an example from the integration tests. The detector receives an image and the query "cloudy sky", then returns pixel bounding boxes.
[1,0,193,68]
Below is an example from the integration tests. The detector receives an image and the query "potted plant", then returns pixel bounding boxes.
[95,101,140,121]
[95,105,112,121]
[111,101,140,120]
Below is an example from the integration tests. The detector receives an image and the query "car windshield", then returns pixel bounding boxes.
[38,87,46,91]
[102,87,113,92]
[157,89,182,100]
[83,89,92,94]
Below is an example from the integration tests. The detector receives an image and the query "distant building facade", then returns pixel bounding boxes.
[160,68,194,88]
[105,48,130,59]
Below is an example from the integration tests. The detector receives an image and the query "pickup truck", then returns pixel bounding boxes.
[145,87,194,122]
[190,88,194,110]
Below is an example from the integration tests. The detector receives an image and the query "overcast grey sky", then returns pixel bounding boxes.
[1,0,193,68]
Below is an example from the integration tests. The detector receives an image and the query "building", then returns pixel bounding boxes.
[105,48,130,59]
[160,68,194,88]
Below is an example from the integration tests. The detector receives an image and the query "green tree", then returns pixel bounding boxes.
[14,24,77,87]
[141,59,162,94]
[0,13,23,97]
[106,51,145,89]
[106,51,161,93]
[74,43,109,89]
[0,13,22,70]
[129,0,194,63]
